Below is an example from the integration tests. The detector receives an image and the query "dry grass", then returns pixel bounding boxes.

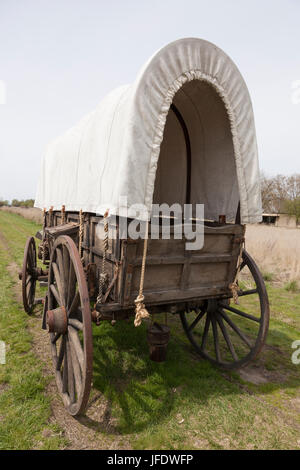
[246,224,300,283]
[0,206,43,224]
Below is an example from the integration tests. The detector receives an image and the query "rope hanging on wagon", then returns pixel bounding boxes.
[96,209,109,305]
[61,205,66,225]
[49,206,53,226]
[229,225,246,304]
[134,219,150,327]
[42,208,47,264]
[79,209,84,260]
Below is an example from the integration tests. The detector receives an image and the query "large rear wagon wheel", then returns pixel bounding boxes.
[47,235,93,416]
[21,237,37,314]
[180,250,269,370]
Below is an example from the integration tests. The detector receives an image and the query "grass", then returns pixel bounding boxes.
[285,280,299,293]
[0,211,300,449]
[0,215,67,449]
[262,272,274,282]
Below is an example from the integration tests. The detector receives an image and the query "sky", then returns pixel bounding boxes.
[0,0,299,201]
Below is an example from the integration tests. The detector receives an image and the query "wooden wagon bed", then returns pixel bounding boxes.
[46,211,244,315]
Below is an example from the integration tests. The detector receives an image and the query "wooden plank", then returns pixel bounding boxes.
[133,253,233,266]
[129,283,229,304]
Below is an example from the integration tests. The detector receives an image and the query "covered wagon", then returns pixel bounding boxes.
[20,38,269,416]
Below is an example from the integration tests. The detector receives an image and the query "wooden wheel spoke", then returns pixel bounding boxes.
[219,302,260,323]
[56,248,66,304]
[216,314,238,361]
[220,310,252,349]
[69,337,82,398]
[52,262,64,305]
[26,275,32,286]
[62,246,70,285]
[62,347,68,393]
[239,259,246,272]
[27,247,34,266]
[68,291,80,317]
[52,332,61,344]
[188,309,205,331]
[211,316,221,362]
[68,326,84,371]
[68,318,83,331]
[26,280,32,296]
[56,335,66,371]
[66,338,75,403]
[237,288,258,297]
[67,263,76,309]
[50,283,61,306]
[200,315,210,351]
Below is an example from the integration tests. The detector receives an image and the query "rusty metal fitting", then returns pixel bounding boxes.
[91,309,101,325]
[46,306,68,334]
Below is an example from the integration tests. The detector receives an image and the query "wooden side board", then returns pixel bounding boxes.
[122,223,244,307]
[47,212,244,309]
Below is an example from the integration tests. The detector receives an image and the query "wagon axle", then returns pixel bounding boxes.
[18,266,48,281]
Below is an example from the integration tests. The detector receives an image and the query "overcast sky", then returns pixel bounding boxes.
[0,0,299,201]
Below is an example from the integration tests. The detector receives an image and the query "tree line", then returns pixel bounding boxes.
[261,173,300,222]
[0,199,35,208]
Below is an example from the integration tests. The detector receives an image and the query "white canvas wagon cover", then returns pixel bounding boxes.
[35,38,262,223]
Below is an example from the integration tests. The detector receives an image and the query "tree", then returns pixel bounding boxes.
[11,199,21,207]
[11,199,34,208]
[0,199,9,207]
[284,198,300,223]
[260,173,300,216]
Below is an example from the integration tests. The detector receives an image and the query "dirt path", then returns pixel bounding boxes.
[0,229,131,450]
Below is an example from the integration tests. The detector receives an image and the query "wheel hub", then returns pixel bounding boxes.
[46,306,68,334]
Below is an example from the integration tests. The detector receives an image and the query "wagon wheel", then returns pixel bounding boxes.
[180,250,269,370]
[21,237,37,314]
[47,235,93,416]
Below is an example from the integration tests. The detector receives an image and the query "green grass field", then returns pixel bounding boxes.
[0,210,300,450]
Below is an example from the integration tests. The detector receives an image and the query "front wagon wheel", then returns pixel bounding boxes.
[180,250,269,370]
[46,235,93,416]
